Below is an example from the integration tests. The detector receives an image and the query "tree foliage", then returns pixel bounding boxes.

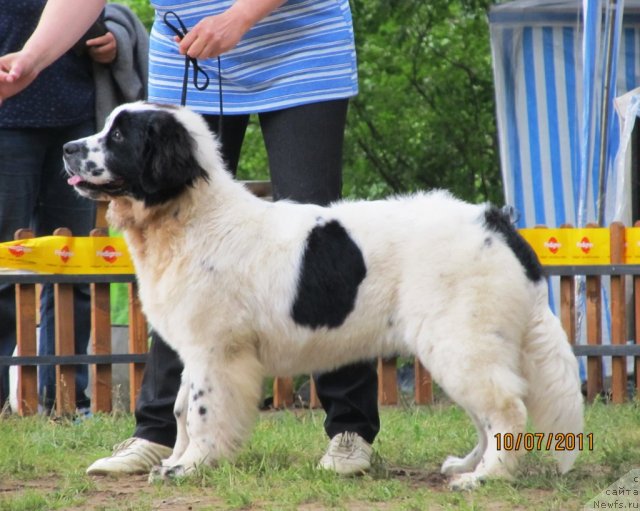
[117,0,502,203]
[345,0,501,202]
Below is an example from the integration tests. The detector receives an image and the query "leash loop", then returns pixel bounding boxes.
[163,11,212,105]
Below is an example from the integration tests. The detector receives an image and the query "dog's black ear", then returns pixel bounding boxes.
[141,111,208,200]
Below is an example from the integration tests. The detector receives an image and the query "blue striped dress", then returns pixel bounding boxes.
[148,0,358,114]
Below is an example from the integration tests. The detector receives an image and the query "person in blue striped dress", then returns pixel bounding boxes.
[0,0,380,476]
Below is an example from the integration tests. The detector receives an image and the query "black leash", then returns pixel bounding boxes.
[163,11,224,134]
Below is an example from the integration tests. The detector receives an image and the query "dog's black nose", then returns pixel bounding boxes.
[63,141,81,155]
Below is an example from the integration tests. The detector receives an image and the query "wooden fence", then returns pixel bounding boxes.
[2,220,640,416]
[1,227,148,416]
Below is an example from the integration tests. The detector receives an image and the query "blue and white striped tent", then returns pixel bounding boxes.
[489,0,640,229]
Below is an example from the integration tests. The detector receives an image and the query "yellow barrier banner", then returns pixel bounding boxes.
[519,228,610,265]
[0,236,134,274]
[625,227,640,263]
[0,228,623,274]
[519,228,572,264]
[568,228,610,264]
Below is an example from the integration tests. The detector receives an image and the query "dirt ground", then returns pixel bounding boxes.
[1,474,218,511]
[0,469,566,511]
[0,469,450,511]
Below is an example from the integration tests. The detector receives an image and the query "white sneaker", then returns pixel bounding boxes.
[317,432,373,475]
[86,437,173,476]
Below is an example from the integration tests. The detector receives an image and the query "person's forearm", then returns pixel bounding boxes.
[21,0,106,74]
[179,0,288,59]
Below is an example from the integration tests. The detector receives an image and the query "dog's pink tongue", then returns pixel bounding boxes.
[67,175,83,186]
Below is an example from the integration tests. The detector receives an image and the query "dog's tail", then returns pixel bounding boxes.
[522,282,584,474]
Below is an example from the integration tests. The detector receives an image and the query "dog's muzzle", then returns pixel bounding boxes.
[62,141,87,179]
[62,141,102,194]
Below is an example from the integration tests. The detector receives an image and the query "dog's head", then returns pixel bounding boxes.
[63,102,209,206]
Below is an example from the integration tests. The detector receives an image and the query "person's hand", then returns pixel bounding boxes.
[177,9,250,59]
[0,51,39,105]
[86,32,117,64]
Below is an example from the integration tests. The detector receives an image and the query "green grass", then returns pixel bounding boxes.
[0,401,638,510]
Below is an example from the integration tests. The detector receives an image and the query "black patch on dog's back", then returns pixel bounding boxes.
[292,221,367,329]
[483,206,543,282]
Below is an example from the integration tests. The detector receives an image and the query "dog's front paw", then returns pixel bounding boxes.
[448,472,485,491]
[148,464,190,483]
[160,455,180,467]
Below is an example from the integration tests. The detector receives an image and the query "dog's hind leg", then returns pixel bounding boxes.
[447,396,527,490]
[154,347,264,480]
[417,335,527,490]
[440,411,487,476]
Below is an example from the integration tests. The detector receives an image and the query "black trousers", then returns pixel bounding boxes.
[134,99,380,447]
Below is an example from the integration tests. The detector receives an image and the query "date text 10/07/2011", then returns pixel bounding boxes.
[494,432,594,451]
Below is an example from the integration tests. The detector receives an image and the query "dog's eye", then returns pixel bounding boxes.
[111,128,123,142]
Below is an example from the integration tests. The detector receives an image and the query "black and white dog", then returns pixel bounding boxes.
[63,102,583,489]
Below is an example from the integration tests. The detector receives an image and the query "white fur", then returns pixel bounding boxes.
[69,102,584,488]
